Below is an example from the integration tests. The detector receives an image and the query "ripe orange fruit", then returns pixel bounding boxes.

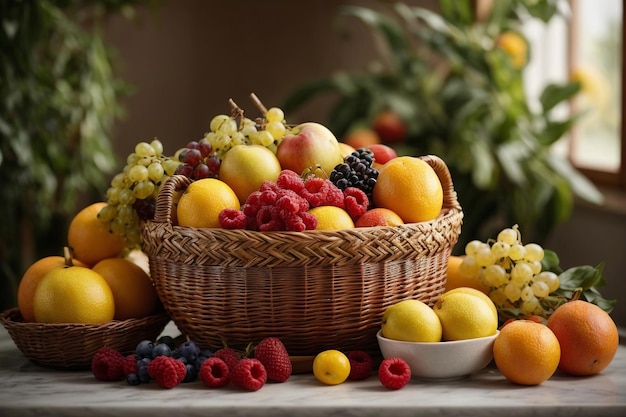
[355,208,404,228]
[444,255,490,294]
[546,300,619,376]
[343,128,380,149]
[33,265,115,324]
[493,320,560,385]
[17,255,86,322]
[373,156,443,223]
[307,206,355,230]
[219,144,282,204]
[67,202,125,266]
[176,178,240,228]
[92,257,159,320]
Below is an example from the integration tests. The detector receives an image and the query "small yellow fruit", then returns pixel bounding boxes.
[308,206,355,230]
[312,350,351,385]
[433,292,498,341]
[439,287,498,322]
[177,178,240,228]
[381,299,442,342]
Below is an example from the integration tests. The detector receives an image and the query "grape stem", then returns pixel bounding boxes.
[249,92,268,114]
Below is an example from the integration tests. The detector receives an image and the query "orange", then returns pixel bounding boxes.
[67,202,125,266]
[496,31,528,69]
[355,208,404,228]
[444,255,490,294]
[33,265,115,324]
[92,257,159,320]
[17,255,86,322]
[177,178,240,228]
[493,320,560,385]
[343,128,380,149]
[373,156,443,223]
[308,206,355,230]
[546,300,619,376]
[219,144,282,204]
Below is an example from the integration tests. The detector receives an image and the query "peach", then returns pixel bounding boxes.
[355,208,404,227]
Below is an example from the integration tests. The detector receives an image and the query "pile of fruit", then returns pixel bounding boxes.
[97,94,444,253]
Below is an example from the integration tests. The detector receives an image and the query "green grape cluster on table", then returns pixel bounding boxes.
[459,225,560,319]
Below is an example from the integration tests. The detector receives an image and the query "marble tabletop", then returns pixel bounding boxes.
[1,323,625,417]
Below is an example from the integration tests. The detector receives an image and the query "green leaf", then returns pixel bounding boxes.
[438,0,473,26]
[546,157,604,205]
[540,82,581,114]
[541,249,562,274]
[537,118,578,146]
[558,264,605,291]
[518,0,563,23]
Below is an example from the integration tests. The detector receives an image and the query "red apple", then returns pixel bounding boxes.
[372,111,406,144]
[368,143,398,165]
[276,122,344,176]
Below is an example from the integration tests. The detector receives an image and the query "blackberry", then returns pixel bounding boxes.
[329,148,378,205]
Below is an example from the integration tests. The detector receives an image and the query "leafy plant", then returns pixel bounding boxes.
[283,0,603,252]
[0,0,152,311]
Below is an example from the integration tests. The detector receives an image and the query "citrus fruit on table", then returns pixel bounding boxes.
[433,291,497,341]
[17,255,87,322]
[176,178,240,228]
[92,257,159,320]
[373,156,443,223]
[219,144,282,204]
[547,300,619,376]
[67,202,125,266]
[381,299,442,342]
[33,266,115,324]
[444,255,490,294]
[312,350,351,385]
[308,206,355,230]
[493,319,560,385]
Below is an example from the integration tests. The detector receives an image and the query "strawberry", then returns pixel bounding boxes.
[254,337,292,382]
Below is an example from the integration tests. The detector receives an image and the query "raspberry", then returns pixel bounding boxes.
[378,357,411,390]
[147,356,186,389]
[276,169,305,192]
[347,350,373,380]
[123,354,138,377]
[231,358,267,391]
[199,357,230,388]
[343,187,369,220]
[212,347,240,372]
[91,347,125,381]
[219,208,247,229]
[254,337,292,383]
[300,177,344,208]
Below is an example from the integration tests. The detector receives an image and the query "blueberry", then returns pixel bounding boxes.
[138,365,151,383]
[126,373,141,386]
[152,343,172,358]
[182,363,197,383]
[136,340,154,359]
[156,335,176,349]
[179,340,200,362]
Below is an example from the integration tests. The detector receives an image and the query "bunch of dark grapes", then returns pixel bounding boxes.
[174,138,222,179]
[329,148,378,206]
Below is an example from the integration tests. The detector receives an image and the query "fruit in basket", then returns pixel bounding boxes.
[308,206,355,230]
[355,207,404,227]
[33,265,114,324]
[338,142,356,157]
[219,144,282,204]
[367,143,398,165]
[493,319,560,385]
[68,202,125,266]
[373,156,443,223]
[381,299,442,343]
[17,255,87,322]
[546,300,619,376]
[177,178,240,228]
[312,350,351,385]
[276,122,344,176]
[433,291,498,341]
[329,148,379,206]
[92,257,159,320]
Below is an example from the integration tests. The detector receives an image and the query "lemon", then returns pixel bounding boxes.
[433,292,498,341]
[381,299,442,342]
[33,266,115,324]
[308,206,355,230]
[177,178,240,228]
[439,286,498,321]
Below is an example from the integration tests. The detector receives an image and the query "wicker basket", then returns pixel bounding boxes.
[142,154,463,356]
[0,308,170,369]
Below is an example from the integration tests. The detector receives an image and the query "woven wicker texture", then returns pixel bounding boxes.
[142,155,463,356]
[0,308,170,369]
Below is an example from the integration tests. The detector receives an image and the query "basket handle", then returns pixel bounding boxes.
[420,154,461,212]
[153,174,191,224]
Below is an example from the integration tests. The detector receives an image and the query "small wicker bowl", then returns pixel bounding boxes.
[0,308,171,369]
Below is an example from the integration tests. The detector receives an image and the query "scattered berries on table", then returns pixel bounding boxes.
[212,347,241,372]
[91,347,125,382]
[254,337,292,383]
[231,358,268,391]
[199,357,230,388]
[378,357,411,390]
[347,350,373,380]
[147,355,187,389]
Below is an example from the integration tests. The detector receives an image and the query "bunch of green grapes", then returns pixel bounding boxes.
[204,106,287,158]
[459,225,560,318]
[98,139,181,250]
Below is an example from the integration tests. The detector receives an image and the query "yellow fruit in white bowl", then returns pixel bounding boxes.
[381,299,442,343]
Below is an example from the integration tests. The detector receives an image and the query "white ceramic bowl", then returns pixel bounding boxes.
[376,329,499,381]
